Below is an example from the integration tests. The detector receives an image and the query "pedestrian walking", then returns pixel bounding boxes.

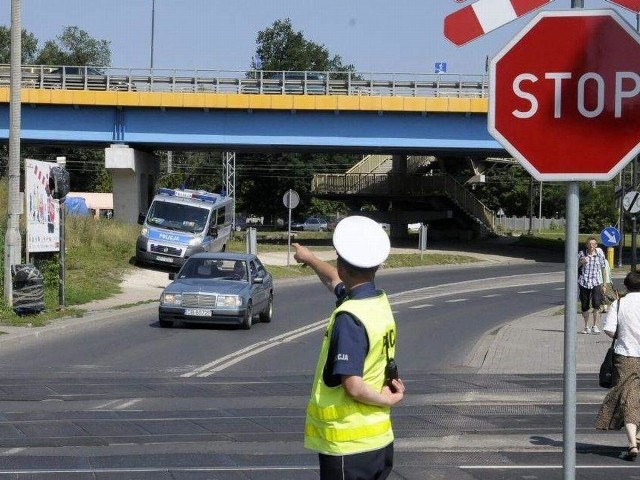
[292,215,405,480]
[595,271,640,461]
[578,237,607,334]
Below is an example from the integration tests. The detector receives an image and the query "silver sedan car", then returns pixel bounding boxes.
[158,252,273,330]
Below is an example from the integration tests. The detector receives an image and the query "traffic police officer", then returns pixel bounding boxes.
[293,216,405,480]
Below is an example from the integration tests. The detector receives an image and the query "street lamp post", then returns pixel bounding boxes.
[150,0,155,69]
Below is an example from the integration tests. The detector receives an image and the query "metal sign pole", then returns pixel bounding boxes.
[287,202,292,267]
[282,189,299,267]
[563,182,579,480]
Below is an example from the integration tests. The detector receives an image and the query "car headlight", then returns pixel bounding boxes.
[141,226,149,237]
[189,235,203,246]
[161,292,182,305]
[216,295,242,307]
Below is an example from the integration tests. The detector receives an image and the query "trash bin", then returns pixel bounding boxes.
[12,264,45,315]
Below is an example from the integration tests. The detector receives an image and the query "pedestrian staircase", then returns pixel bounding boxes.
[312,154,496,232]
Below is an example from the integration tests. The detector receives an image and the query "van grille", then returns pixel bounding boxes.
[150,244,182,256]
[182,293,217,308]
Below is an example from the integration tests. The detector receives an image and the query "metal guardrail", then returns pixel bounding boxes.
[312,172,495,230]
[0,65,490,98]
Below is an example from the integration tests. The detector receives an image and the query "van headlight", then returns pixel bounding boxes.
[141,226,149,237]
[161,292,182,305]
[189,235,203,246]
[216,295,242,307]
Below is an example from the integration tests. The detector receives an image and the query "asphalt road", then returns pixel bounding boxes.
[0,261,631,479]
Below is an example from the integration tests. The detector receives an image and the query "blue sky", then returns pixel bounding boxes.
[1,1,639,75]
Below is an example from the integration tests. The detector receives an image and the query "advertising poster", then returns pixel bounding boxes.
[25,159,60,253]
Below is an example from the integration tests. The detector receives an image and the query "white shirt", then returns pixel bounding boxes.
[603,292,640,357]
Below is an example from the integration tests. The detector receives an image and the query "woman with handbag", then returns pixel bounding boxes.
[596,271,640,461]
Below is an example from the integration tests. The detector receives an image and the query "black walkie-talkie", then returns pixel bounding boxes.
[383,334,399,392]
[385,358,399,392]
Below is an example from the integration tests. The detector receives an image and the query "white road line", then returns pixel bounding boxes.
[0,466,318,474]
[445,299,468,303]
[0,448,24,455]
[408,304,433,309]
[517,290,538,294]
[554,287,565,290]
[482,294,502,298]
[92,399,123,409]
[181,319,328,377]
[114,398,142,410]
[461,465,633,470]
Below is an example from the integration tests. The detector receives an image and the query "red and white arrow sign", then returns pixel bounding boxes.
[444,0,554,46]
[605,0,640,13]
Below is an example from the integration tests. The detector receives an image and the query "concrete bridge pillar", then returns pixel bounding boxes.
[105,145,159,223]
[391,155,408,175]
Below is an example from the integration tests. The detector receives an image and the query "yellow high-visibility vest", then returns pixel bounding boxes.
[304,292,397,455]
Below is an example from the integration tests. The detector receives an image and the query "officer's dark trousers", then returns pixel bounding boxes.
[318,442,393,480]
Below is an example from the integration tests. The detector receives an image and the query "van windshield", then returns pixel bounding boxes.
[146,202,210,233]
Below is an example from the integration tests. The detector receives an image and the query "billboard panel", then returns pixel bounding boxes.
[25,159,60,253]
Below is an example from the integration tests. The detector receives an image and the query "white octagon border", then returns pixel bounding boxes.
[488,9,640,181]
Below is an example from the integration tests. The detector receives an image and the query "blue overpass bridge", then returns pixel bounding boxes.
[0,66,506,237]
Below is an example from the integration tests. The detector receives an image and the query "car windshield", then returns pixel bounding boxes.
[178,258,248,281]
[146,202,210,233]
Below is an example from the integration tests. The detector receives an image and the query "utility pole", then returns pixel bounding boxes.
[150,0,156,69]
[4,0,22,305]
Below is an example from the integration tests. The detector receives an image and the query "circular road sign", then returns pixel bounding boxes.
[282,189,299,209]
[623,190,640,214]
[600,226,621,247]
[489,10,640,181]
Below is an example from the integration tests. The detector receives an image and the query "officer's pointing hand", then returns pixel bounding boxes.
[292,242,315,266]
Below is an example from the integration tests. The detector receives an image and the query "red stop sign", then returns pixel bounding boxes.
[488,10,640,181]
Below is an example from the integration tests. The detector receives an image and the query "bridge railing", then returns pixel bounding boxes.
[0,65,489,98]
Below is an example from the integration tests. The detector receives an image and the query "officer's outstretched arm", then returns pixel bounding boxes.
[292,243,341,292]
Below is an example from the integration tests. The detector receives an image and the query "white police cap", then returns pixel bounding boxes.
[333,216,390,268]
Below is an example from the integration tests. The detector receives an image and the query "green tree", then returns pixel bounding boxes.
[242,19,357,221]
[0,27,38,64]
[35,26,111,66]
[579,183,618,233]
[254,18,354,72]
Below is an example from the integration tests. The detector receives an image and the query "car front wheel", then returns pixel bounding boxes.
[159,318,173,328]
[259,294,273,323]
[241,302,252,330]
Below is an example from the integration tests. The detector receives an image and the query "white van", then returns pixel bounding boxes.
[136,188,234,267]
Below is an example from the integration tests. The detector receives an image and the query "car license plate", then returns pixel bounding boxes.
[185,308,212,317]
[156,255,174,263]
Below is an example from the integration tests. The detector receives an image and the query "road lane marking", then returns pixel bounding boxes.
[181,319,328,377]
[482,294,502,298]
[0,448,24,455]
[408,304,433,309]
[445,299,467,303]
[183,271,563,377]
[114,398,142,410]
[0,466,318,475]
[462,465,637,470]
[517,290,538,294]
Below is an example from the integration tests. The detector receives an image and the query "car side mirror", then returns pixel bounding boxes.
[209,226,218,238]
[137,213,146,225]
[253,277,264,284]
[168,273,175,280]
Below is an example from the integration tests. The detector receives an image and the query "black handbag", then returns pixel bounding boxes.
[599,299,620,389]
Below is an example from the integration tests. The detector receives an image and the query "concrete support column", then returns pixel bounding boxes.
[389,156,409,239]
[105,145,159,223]
[391,155,408,175]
